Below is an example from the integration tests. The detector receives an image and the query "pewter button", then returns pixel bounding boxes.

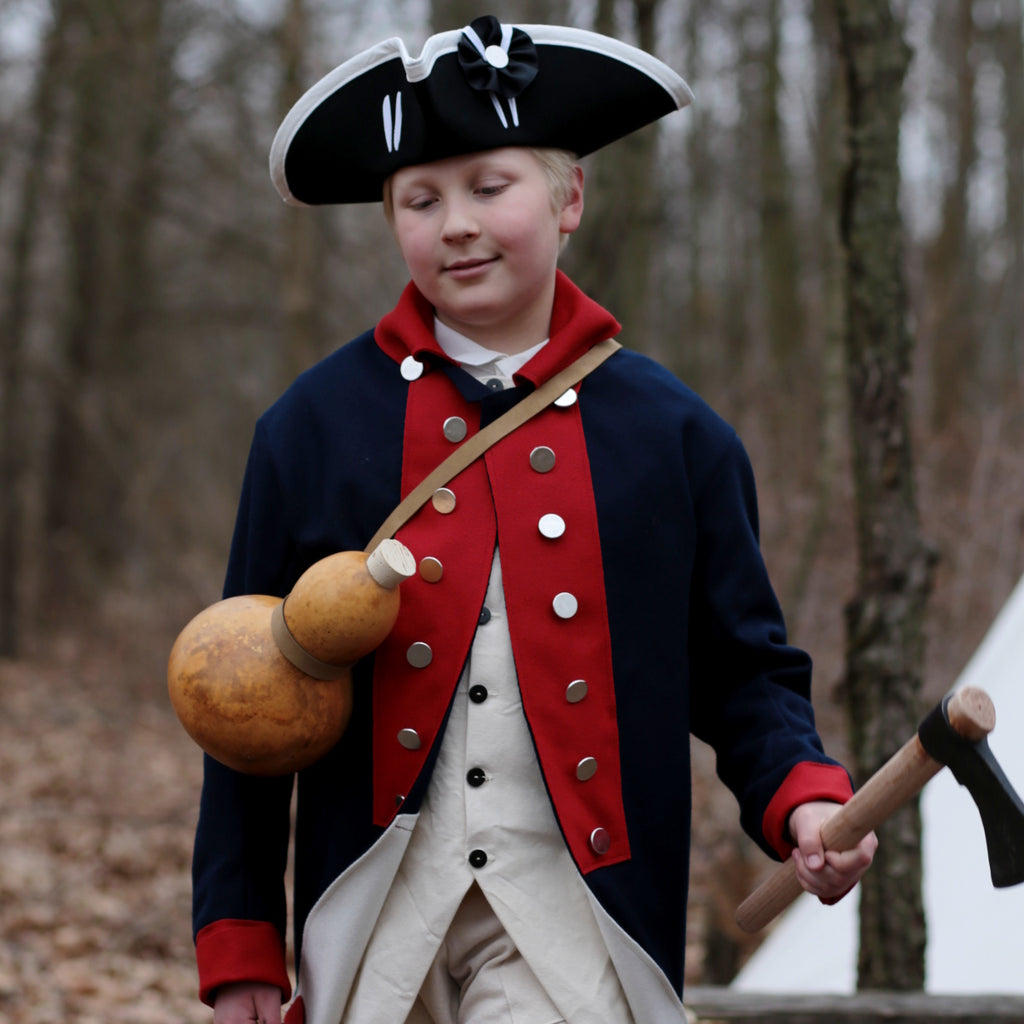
[566,679,588,704]
[539,513,566,539]
[419,556,444,583]
[554,388,578,408]
[398,728,421,750]
[530,446,556,473]
[432,488,457,514]
[553,592,578,619]
[590,828,611,855]
[400,356,424,381]
[443,416,467,443]
[406,642,433,668]
[576,756,598,781]
[478,606,492,625]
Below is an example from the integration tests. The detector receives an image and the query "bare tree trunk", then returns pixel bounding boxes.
[277,0,320,383]
[43,0,168,610]
[564,0,663,350]
[0,4,70,655]
[994,0,1024,400]
[835,0,935,991]
[678,0,712,379]
[784,2,847,619]
[110,0,167,362]
[44,0,111,589]
[758,0,804,370]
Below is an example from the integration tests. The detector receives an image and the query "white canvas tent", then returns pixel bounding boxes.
[733,575,1024,995]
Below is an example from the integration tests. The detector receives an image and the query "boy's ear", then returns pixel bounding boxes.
[559,164,585,235]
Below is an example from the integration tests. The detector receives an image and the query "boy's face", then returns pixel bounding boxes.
[389,148,584,354]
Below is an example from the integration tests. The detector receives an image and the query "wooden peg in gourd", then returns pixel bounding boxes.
[168,538,415,776]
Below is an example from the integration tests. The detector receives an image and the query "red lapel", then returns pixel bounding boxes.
[370,275,630,873]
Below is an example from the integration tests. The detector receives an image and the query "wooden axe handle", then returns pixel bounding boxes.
[734,686,995,933]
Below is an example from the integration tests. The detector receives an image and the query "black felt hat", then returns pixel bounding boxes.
[270,15,693,205]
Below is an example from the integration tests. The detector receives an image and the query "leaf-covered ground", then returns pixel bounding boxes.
[0,655,210,1023]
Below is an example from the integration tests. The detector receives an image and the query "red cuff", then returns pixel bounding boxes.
[196,919,292,1006]
[762,761,853,860]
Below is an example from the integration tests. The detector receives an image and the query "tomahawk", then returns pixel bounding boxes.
[735,686,1024,932]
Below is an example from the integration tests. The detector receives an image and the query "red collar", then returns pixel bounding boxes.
[373,271,621,386]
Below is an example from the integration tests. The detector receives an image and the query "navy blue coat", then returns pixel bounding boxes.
[191,275,851,1007]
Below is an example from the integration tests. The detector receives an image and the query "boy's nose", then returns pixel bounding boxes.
[440,200,479,243]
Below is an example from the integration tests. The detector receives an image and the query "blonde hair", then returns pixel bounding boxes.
[382,147,581,225]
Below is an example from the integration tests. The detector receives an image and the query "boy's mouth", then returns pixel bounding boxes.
[445,257,498,277]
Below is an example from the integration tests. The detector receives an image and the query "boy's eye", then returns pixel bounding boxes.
[477,182,509,197]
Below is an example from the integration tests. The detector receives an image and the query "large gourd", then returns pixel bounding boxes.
[168,539,415,776]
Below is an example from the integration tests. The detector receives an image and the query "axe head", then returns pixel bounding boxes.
[918,693,1024,888]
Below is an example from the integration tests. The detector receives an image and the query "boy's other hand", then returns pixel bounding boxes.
[213,982,283,1024]
[788,800,878,905]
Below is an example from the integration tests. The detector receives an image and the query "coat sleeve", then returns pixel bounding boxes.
[687,432,852,860]
[191,419,299,1004]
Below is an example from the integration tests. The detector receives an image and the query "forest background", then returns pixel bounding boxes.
[1,0,1023,1020]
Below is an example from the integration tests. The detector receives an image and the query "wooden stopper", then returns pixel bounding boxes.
[366,538,417,590]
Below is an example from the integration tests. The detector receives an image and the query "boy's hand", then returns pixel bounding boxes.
[788,800,878,904]
[213,982,283,1024]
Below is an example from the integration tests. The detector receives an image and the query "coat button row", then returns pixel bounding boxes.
[443,416,467,443]
[397,728,421,750]
[419,556,443,583]
[406,642,433,668]
[401,356,424,381]
[432,487,457,514]
[566,679,588,703]
[589,828,611,855]
[539,513,566,539]
[530,446,556,473]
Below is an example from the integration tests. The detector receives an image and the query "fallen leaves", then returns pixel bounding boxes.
[0,656,209,1023]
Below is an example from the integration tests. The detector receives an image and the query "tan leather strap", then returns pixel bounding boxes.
[364,337,621,554]
[270,600,350,680]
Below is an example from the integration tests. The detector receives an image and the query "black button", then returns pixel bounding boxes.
[478,606,492,625]
[469,849,488,868]
[469,685,488,704]
[466,767,486,787]
[485,378,504,391]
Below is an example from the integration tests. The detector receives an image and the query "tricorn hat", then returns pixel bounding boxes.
[270,15,693,205]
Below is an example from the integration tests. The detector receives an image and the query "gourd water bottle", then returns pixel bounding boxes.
[167,539,415,775]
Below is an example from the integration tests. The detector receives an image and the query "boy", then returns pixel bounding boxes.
[192,16,876,1024]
